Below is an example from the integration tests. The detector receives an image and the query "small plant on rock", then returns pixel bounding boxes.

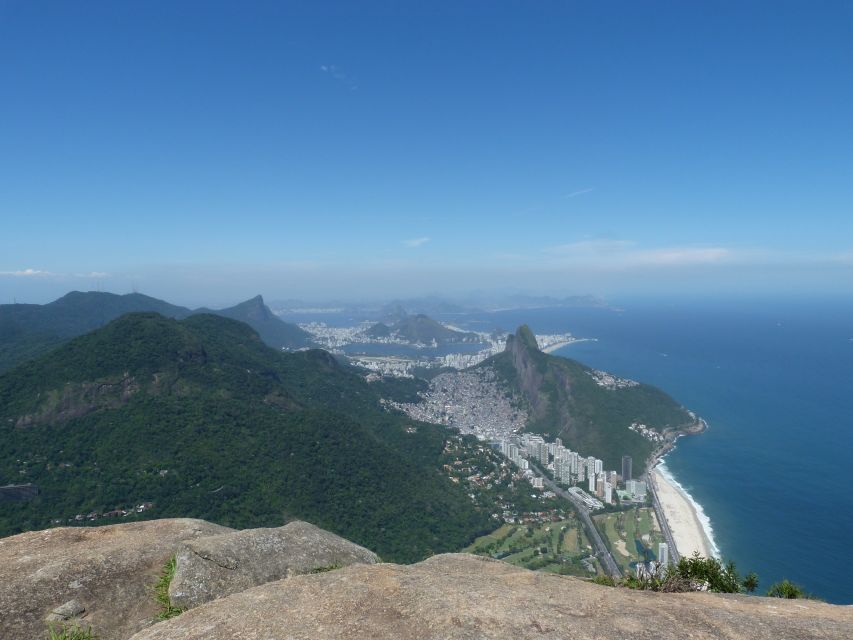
[154,555,185,620]
[46,623,97,640]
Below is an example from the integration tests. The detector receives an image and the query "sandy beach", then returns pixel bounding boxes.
[651,467,714,558]
[541,338,596,354]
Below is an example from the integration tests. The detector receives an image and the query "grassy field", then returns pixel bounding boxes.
[464,518,599,577]
[593,507,666,574]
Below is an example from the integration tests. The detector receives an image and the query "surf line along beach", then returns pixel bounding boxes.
[651,459,719,559]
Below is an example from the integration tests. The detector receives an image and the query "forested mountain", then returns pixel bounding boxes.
[0,291,312,372]
[485,326,699,473]
[0,313,491,562]
[365,314,480,344]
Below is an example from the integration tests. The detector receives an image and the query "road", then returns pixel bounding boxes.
[645,471,681,565]
[528,462,623,578]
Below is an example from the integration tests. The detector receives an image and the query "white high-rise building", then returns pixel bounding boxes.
[604,481,612,504]
[588,473,596,492]
[658,542,669,566]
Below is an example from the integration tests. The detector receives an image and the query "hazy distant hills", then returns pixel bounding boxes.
[365,314,480,344]
[0,291,312,373]
[0,312,490,562]
[484,326,698,473]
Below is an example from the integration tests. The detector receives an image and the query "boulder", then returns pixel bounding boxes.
[168,520,379,610]
[131,554,853,640]
[0,519,231,640]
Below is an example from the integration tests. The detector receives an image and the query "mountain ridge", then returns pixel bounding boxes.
[0,291,313,372]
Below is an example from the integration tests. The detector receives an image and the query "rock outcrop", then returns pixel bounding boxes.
[4,520,852,640]
[168,520,379,610]
[130,554,853,640]
[0,519,230,640]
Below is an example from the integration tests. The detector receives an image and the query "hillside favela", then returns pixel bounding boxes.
[2,3,852,639]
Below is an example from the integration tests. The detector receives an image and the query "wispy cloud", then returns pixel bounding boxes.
[403,237,431,248]
[543,240,733,268]
[565,187,595,199]
[320,64,358,91]
[0,268,56,277]
[1,268,112,279]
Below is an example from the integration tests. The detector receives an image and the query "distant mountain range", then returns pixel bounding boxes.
[0,312,491,562]
[271,294,607,317]
[0,291,312,373]
[483,326,699,473]
[364,314,480,345]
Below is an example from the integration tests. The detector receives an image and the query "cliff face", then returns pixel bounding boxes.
[2,519,849,640]
[503,326,552,420]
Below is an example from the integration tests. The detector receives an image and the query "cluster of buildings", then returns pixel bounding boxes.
[394,368,527,441]
[587,369,640,389]
[499,434,616,506]
[629,422,665,443]
[498,435,649,507]
[60,502,154,525]
[440,436,570,526]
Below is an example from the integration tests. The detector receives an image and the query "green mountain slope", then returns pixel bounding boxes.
[0,292,312,373]
[0,313,491,562]
[485,326,699,473]
[197,295,312,350]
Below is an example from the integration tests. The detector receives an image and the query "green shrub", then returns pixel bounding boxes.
[743,572,759,593]
[592,575,616,587]
[767,579,806,599]
[154,555,184,619]
[667,552,742,593]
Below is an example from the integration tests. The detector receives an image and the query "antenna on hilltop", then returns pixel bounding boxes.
[132,281,138,294]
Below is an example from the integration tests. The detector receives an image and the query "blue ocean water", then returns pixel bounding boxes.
[451,299,853,603]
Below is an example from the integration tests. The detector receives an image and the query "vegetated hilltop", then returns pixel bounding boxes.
[0,312,491,562]
[484,326,699,473]
[365,314,480,344]
[0,291,312,372]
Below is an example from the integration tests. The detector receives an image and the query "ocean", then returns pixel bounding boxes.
[445,299,853,603]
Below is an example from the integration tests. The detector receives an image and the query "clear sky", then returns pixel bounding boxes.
[2,1,852,305]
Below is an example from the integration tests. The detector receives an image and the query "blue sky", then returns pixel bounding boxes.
[2,1,852,305]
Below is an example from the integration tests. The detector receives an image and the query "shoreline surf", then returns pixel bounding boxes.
[654,458,721,560]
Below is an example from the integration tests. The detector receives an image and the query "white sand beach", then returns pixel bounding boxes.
[651,467,714,558]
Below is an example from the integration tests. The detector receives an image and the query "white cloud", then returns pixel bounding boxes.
[320,64,358,90]
[74,271,110,278]
[546,239,635,255]
[403,237,430,248]
[542,240,733,269]
[0,268,56,277]
[565,187,595,198]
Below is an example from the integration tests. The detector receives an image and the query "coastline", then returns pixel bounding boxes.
[651,460,720,560]
[542,337,597,354]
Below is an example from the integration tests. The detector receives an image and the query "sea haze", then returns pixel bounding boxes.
[444,299,853,604]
